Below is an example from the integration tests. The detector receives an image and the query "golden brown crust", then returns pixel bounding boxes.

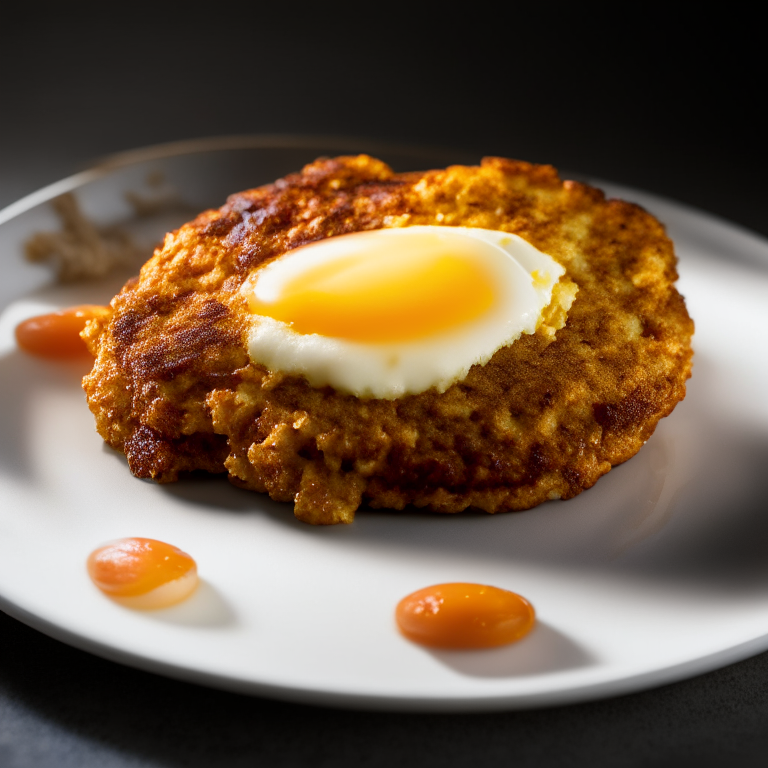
[82,155,694,524]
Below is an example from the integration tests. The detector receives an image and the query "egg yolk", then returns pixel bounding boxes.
[396,583,535,649]
[87,538,198,610]
[15,305,110,358]
[249,230,496,343]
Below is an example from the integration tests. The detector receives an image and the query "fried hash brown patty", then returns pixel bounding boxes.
[82,156,694,524]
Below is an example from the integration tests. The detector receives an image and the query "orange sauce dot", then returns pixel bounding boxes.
[15,304,110,358]
[396,583,535,649]
[87,538,198,609]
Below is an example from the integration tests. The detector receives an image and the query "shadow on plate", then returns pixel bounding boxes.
[158,471,266,514]
[137,579,237,629]
[428,621,596,679]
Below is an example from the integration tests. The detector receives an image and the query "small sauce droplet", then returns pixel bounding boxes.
[396,583,535,649]
[15,304,110,358]
[87,538,198,610]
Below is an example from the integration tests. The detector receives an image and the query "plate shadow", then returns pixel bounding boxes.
[138,579,237,629]
[429,621,596,679]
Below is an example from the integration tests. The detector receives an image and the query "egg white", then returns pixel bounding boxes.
[242,226,565,399]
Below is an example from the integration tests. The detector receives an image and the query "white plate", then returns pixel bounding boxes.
[2,137,768,712]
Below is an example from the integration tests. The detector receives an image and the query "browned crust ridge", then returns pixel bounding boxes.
[82,155,694,524]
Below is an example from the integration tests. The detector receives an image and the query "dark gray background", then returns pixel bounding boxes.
[1,8,766,767]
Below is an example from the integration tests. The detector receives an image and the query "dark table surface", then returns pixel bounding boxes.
[1,9,766,767]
